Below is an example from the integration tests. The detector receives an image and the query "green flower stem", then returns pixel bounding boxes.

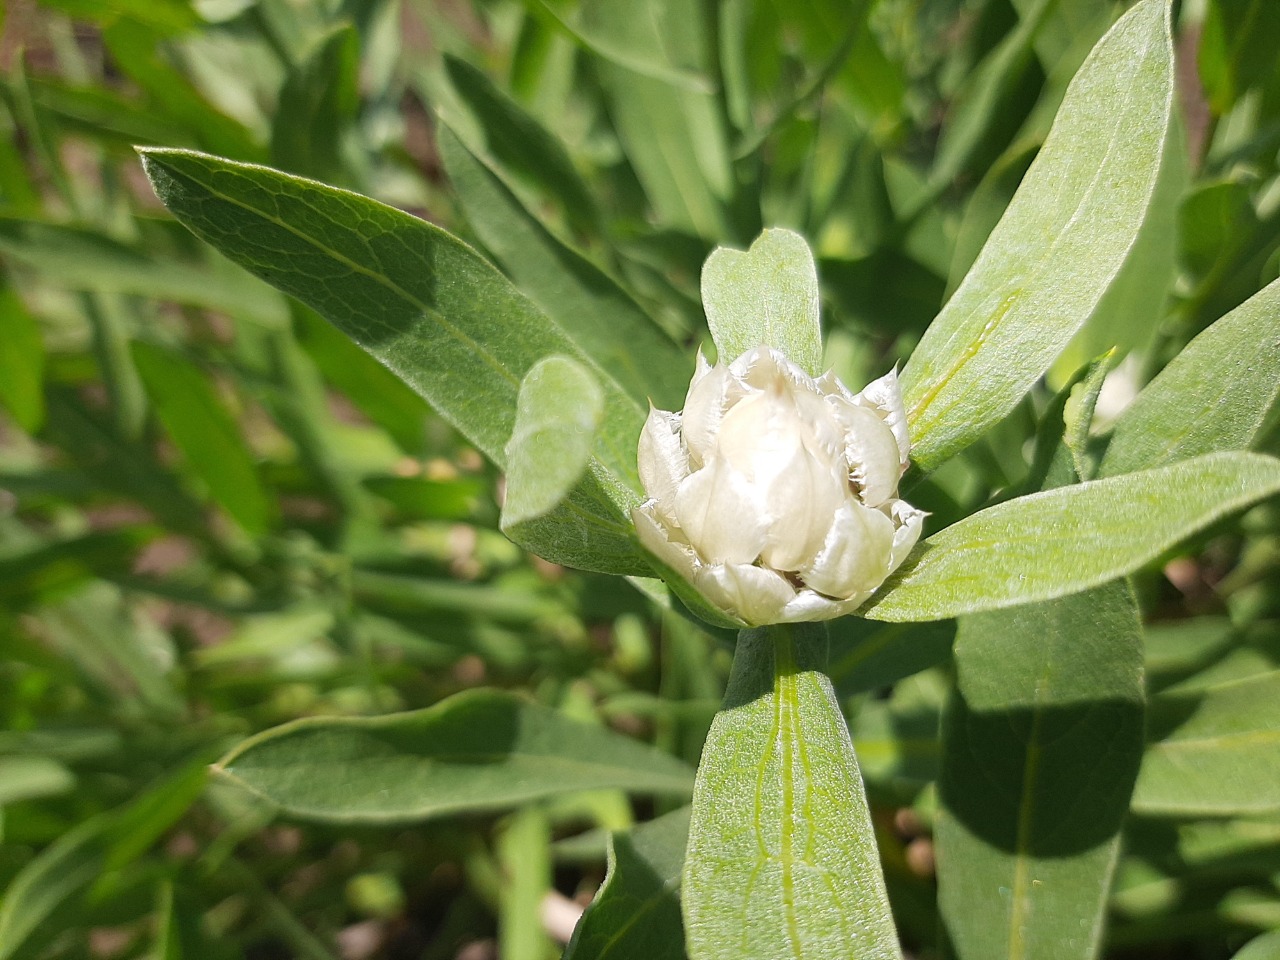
[682,622,902,960]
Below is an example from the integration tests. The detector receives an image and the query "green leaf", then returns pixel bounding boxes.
[827,619,955,698]
[900,0,1174,470]
[574,0,732,237]
[682,624,901,960]
[1099,277,1280,477]
[502,355,605,529]
[0,218,287,326]
[138,147,651,574]
[0,528,156,609]
[0,280,45,432]
[438,124,690,409]
[1232,928,1280,960]
[936,583,1144,960]
[0,816,111,960]
[0,755,75,806]
[293,305,432,452]
[701,229,823,375]
[1199,0,1280,112]
[270,23,361,183]
[1133,671,1280,816]
[438,54,600,234]
[0,761,206,960]
[564,808,690,960]
[132,341,273,535]
[213,689,694,823]
[861,451,1280,621]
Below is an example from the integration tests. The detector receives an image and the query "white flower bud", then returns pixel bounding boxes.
[633,346,924,625]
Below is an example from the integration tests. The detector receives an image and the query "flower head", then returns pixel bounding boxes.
[633,345,924,625]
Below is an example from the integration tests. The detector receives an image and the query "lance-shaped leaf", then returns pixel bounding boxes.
[1133,670,1280,817]
[564,808,690,960]
[132,340,273,535]
[861,451,1280,622]
[138,147,650,574]
[937,583,1144,960]
[901,0,1175,470]
[682,624,901,960]
[437,124,690,410]
[1099,276,1280,477]
[213,690,695,823]
[701,229,823,376]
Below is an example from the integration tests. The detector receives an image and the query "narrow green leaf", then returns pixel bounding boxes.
[577,0,731,237]
[132,341,273,535]
[937,583,1144,960]
[502,355,604,529]
[0,755,75,806]
[701,229,822,375]
[0,218,287,326]
[270,23,360,183]
[0,761,206,960]
[0,528,156,609]
[900,0,1174,470]
[1099,277,1280,477]
[1133,671,1280,816]
[139,147,651,574]
[564,808,690,960]
[439,54,600,233]
[0,280,45,432]
[683,624,901,960]
[293,305,431,452]
[0,817,110,960]
[214,690,694,823]
[438,124,690,409]
[862,451,1280,622]
[827,619,955,698]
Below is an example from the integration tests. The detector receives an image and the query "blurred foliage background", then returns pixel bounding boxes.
[0,0,1279,957]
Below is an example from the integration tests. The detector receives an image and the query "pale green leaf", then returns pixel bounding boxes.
[213,690,694,823]
[1133,671,1280,816]
[502,355,604,529]
[1232,929,1280,960]
[900,0,1174,470]
[701,228,822,375]
[0,281,45,432]
[937,583,1144,960]
[438,124,690,409]
[0,755,75,806]
[564,808,690,960]
[132,340,273,535]
[862,451,1280,621]
[1100,277,1280,477]
[683,624,901,960]
[139,147,650,574]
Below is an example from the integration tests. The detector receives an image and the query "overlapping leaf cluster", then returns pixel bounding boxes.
[1,1,1279,959]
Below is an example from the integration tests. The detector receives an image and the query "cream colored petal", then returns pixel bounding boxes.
[885,499,926,572]
[632,504,699,581]
[714,390,843,570]
[778,589,842,622]
[830,399,903,508]
[801,500,896,599]
[674,460,769,565]
[697,562,795,626]
[636,405,687,525]
[854,367,910,468]
[681,363,737,468]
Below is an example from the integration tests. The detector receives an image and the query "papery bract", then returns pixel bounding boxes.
[633,346,924,625]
